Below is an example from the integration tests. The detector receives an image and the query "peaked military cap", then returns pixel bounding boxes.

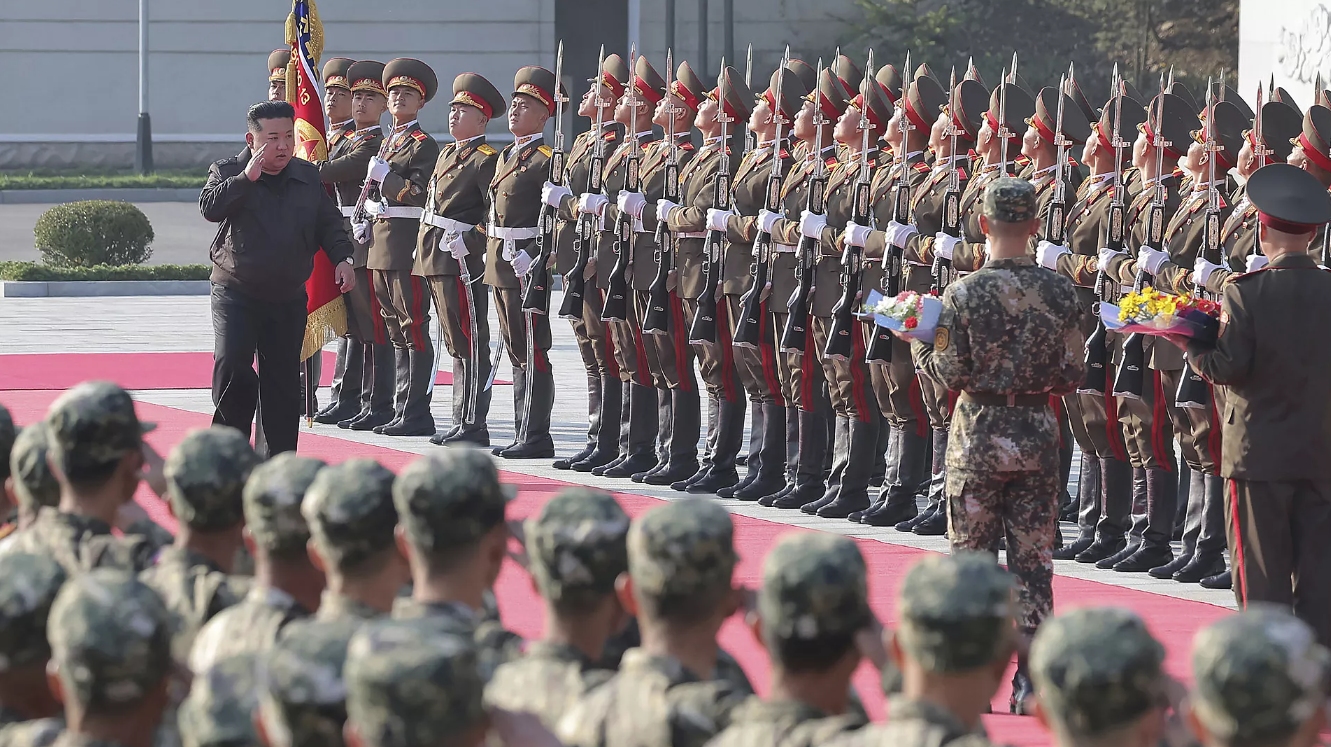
[787,59,816,96]
[1142,92,1196,160]
[322,58,354,90]
[964,60,985,86]
[759,533,871,641]
[1121,78,1144,104]
[1196,100,1248,171]
[1249,100,1301,164]
[164,426,259,532]
[854,75,894,133]
[1169,80,1198,113]
[1031,86,1092,146]
[451,72,505,119]
[630,56,665,107]
[914,62,938,85]
[525,487,630,605]
[1219,84,1253,121]
[515,64,560,114]
[383,58,438,102]
[1246,161,1331,233]
[0,552,67,672]
[46,380,155,477]
[180,653,261,747]
[1318,87,1331,109]
[9,420,58,514]
[904,74,947,134]
[1295,104,1331,173]
[897,552,1016,673]
[1009,71,1034,97]
[628,497,736,600]
[986,82,1035,142]
[0,403,13,481]
[347,60,386,97]
[834,54,863,98]
[599,53,631,99]
[949,78,991,141]
[1067,74,1099,123]
[1093,95,1148,160]
[243,453,325,555]
[303,458,398,571]
[1191,607,1331,744]
[393,448,512,552]
[807,66,850,121]
[719,65,754,122]
[762,66,808,122]
[875,64,904,104]
[1273,86,1301,114]
[672,60,706,113]
[269,49,290,82]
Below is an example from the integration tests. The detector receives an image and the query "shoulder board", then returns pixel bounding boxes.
[680,141,695,151]
[411,130,428,142]
[779,148,791,160]
[912,162,930,173]
[604,131,618,142]
[538,145,553,157]
[1015,155,1031,166]
[824,155,838,167]
[478,144,497,156]
[957,168,968,180]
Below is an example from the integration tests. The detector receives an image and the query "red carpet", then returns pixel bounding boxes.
[0,352,509,391]
[0,390,1233,747]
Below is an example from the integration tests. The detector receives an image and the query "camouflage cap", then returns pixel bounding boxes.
[259,618,357,747]
[1191,606,1331,744]
[0,552,68,671]
[48,568,172,711]
[179,653,261,747]
[982,176,1038,223]
[243,453,326,555]
[0,402,14,480]
[1031,607,1167,737]
[9,420,60,514]
[392,448,511,552]
[302,459,398,572]
[759,532,871,641]
[165,427,260,532]
[525,487,630,605]
[628,497,737,600]
[897,552,1015,673]
[45,381,156,478]
[345,620,486,747]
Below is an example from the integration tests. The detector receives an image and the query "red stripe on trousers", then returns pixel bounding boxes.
[630,320,651,386]
[800,325,816,412]
[758,303,786,407]
[456,277,472,343]
[369,271,387,346]
[601,290,620,379]
[1229,478,1247,605]
[1104,364,1129,462]
[409,275,427,351]
[717,302,739,402]
[670,293,693,393]
[909,375,927,437]
[1206,383,1222,468]
[1150,369,1172,471]
[948,389,960,412]
[850,331,871,423]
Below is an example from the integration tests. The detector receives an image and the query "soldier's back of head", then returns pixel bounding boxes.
[7,421,60,526]
[627,497,738,628]
[0,553,67,721]
[165,427,259,534]
[44,381,154,496]
[896,552,1016,675]
[302,459,403,592]
[179,653,261,747]
[257,618,358,747]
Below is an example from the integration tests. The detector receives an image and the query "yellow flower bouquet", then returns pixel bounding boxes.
[1100,287,1220,343]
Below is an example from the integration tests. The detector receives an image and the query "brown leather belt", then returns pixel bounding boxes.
[960,392,1051,407]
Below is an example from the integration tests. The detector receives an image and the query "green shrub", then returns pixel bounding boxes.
[34,201,155,268]
[0,171,204,190]
[0,262,210,282]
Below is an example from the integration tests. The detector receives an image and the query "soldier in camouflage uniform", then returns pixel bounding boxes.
[190,454,327,674]
[1189,608,1331,747]
[255,619,358,747]
[141,427,258,665]
[0,553,67,728]
[557,498,749,747]
[302,459,408,622]
[905,178,1084,711]
[178,654,260,747]
[708,533,872,747]
[390,449,522,679]
[1029,608,1173,747]
[4,422,59,536]
[1,382,166,574]
[827,553,1015,747]
[45,569,173,747]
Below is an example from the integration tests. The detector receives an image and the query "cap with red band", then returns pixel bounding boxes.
[671,61,706,114]
[1247,161,1331,235]
[513,65,559,115]
[451,73,505,119]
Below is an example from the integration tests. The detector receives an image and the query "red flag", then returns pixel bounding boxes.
[285,0,346,361]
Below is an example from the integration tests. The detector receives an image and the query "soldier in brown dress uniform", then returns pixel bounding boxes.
[360,59,440,437]
[267,49,290,102]
[487,65,559,459]
[416,74,504,447]
[1186,162,1331,647]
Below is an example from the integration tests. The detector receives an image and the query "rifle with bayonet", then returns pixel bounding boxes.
[1177,77,1221,409]
[1246,83,1268,266]
[689,59,734,345]
[932,66,961,296]
[781,58,828,354]
[825,50,876,361]
[1081,66,1125,396]
[558,45,608,320]
[523,41,566,314]
[866,50,911,364]
[643,49,681,335]
[601,44,640,323]
[1044,68,1071,245]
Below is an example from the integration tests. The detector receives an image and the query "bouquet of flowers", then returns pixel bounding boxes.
[862,290,942,343]
[1100,288,1220,344]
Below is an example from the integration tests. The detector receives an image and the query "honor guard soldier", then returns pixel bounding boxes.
[361,59,440,438]
[417,73,504,447]
[905,178,1084,712]
[487,65,560,459]
[1285,105,1331,244]
[662,67,752,495]
[542,53,630,473]
[1186,163,1331,646]
[268,49,290,102]
[315,59,390,429]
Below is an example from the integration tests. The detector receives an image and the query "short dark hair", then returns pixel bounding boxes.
[766,631,858,673]
[247,101,296,133]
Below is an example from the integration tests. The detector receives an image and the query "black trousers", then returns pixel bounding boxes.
[211,284,307,458]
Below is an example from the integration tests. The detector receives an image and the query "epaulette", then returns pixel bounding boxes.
[911,162,930,173]
[824,154,838,167]
[1015,154,1031,166]
[411,130,428,142]
[478,144,497,156]
[680,141,695,151]
[779,148,791,160]
[604,130,618,142]
[538,144,553,157]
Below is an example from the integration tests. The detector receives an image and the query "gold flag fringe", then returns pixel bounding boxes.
[302,295,347,362]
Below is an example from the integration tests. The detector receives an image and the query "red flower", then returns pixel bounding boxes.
[905,317,918,330]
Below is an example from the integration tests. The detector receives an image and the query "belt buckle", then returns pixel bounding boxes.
[1006,393,1016,407]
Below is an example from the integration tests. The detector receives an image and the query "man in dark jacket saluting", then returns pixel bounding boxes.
[201,100,356,457]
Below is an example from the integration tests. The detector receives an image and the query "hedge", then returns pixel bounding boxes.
[35,201,156,267]
[0,262,211,282]
[0,171,204,191]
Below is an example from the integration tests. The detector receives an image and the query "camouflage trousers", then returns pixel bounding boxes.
[946,466,1059,632]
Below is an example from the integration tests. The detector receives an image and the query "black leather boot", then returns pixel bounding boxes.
[675,394,720,490]
[645,388,701,485]
[498,363,555,458]
[865,427,928,526]
[817,416,878,518]
[602,384,659,477]
[719,402,764,498]
[1077,457,1132,562]
[555,372,602,468]
[316,338,364,424]
[635,389,674,481]
[688,398,745,494]
[381,347,437,436]
[801,416,848,514]
[1199,570,1231,589]
[869,412,891,488]
[573,376,622,472]
[344,343,395,430]
[734,404,788,500]
[434,356,492,446]
[1114,467,1176,572]
[588,378,632,475]
[759,406,800,506]
[1010,647,1035,715]
[1056,453,1102,560]
[899,429,947,531]
[315,337,349,419]
[1151,468,1205,577]
[852,426,899,522]
[773,409,830,509]
[373,347,413,434]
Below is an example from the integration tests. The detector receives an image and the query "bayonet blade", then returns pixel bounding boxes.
[998,66,1009,174]
[1010,52,1018,83]
[554,40,565,150]
[1255,83,1268,169]
[745,43,753,88]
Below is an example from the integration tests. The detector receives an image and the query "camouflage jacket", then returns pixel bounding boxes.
[314,590,383,623]
[0,508,155,575]
[705,698,867,747]
[485,641,615,731]
[911,256,1085,473]
[139,546,250,665]
[0,722,61,747]
[556,648,749,747]
[824,697,995,747]
[390,598,523,681]
[189,585,308,674]
[602,619,754,694]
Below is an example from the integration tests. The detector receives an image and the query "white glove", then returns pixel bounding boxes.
[446,233,469,260]
[1246,253,1269,272]
[366,156,390,183]
[706,208,733,233]
[1137,245,1169,275]
[886,220,919,249]
[541,182,571,208]
[1193,256,1221,285]
[1035,240,1070,270]
[1097,246,1127,273]
[352,222,370,244]
[656,199,680,223]
[510,250,534,277]
[798,210,827,240]
[934,232,961,260]
[617,191,647,218]
[578,193,609,216]
[842,221,871,247]
[757,209,782,234]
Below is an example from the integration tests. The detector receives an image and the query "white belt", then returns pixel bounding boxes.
[488,224,540,260]
[423,213,475,233]
[908,260,930,267]
[365,200,422,221]
[774,242,797,253]
[339,206,355,218]
[675,231,706,239]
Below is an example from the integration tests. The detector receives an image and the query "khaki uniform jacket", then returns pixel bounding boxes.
[899,155,971,287]
[414,137,499,278]
[667,138,736,299]
[862,151,932,296]
[556,124,625,274]
[318,123,381,267]
[619,135,697,290]
[595,133,656,290]
[486,137,552,289]
[368,123,438,271]
[769,145,841,315]
[722,143,792,297]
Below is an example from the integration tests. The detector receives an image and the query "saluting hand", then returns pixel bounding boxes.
[244,144,268,181]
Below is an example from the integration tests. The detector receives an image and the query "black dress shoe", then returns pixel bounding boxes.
[895,506,934,532]
[347,411,395,431]
[644,462,700,486]
[772,483,822,509]
[591,455,627,477]
[572,450,619,473]
[817,494,871,519]
[758,483,794,507]
[553,445,595,470]
[911,510,948,535]
[734,475,787,502]
[603,453,660,478]
[1010,671,1035,715]
[847,498,883,523]
[1199,570,1232,589]
[1076,537,1126,564]
[672,464,712,491]
[686,467,740,494]
[491,441,516,456]
[863,501,918,528]
[497,442,557,460]
[1148,551,1195,579]
[1059,501,1078,523]
[1173,553,1226,584]
[432,429,489,447]
[1053,536,1094,561]
[1113,546,1173,573]
[1095,542,1141,570]
[631,461,668,483]
[314,402,360,425]
[801,493,836,514]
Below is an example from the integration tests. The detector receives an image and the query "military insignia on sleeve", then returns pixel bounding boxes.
[478,144,497,156]
[934,327,950,351]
